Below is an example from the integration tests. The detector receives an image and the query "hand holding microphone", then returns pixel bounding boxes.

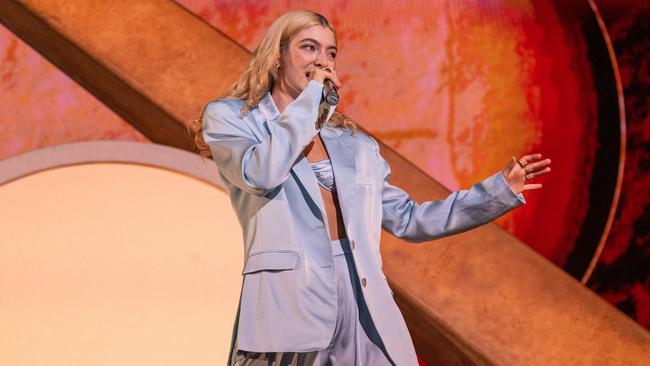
[308,67,342,106]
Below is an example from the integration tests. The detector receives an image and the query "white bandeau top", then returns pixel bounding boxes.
[310,159,336,192]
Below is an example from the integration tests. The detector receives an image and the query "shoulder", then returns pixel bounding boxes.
[345,128,380,152]
[203,98,246,121]
[201,98,256,139]
[202,98,252,131]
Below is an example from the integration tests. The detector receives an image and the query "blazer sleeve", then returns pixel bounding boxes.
[202,80,325,196]
[373,139,526,242]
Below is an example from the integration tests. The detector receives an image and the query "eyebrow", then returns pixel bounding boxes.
[299,38,337,52]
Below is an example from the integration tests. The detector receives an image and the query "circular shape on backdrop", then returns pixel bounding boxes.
[0,141,242,365]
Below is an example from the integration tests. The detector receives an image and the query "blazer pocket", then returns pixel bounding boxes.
[242,250,299,275]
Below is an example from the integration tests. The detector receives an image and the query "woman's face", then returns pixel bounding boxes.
[278,25,337,99]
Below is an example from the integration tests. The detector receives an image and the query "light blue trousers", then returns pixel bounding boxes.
[231,237,395,366]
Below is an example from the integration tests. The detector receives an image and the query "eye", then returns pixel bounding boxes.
[302,44,316,51]
[329,52,337,59]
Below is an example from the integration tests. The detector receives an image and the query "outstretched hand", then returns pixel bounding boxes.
[501,154,551,195]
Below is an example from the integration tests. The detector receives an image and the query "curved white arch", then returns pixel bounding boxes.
[0,140,224,189]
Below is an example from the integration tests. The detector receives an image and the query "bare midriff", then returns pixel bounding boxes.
[304,133,347,241]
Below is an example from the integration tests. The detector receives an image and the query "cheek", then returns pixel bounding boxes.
[294,50,314,65]
[290,59,309,78]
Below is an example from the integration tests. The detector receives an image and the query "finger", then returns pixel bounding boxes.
[326,71,342,89]
[526,167,551,179]
[511,156,519,166]
[309,68,328,83]
[519,153,543,165]
[507,156,518,171]
[309,67,333,84]
[525,159,552,172]
[522,183,543,191]
[315,68,342,88]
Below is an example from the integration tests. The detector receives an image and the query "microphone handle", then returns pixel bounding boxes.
[323,79,339,106]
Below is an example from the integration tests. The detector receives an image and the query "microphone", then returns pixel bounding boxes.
[323,79,339,106]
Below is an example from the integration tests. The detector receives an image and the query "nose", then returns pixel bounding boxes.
[313,49,332,69]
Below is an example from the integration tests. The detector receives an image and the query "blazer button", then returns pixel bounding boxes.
[351,240,356,250]
[361,278,367,287]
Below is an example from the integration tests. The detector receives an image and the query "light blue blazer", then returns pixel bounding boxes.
[202,80,526,366]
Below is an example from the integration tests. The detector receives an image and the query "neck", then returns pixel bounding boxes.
[270,78,300,113]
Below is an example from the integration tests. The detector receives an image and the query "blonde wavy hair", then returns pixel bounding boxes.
[188,9,356,158]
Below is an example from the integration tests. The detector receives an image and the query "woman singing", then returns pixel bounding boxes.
[190,9,551,366]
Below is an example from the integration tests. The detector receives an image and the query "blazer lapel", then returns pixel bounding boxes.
[288,124,358,236]
[290,153,327,224]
